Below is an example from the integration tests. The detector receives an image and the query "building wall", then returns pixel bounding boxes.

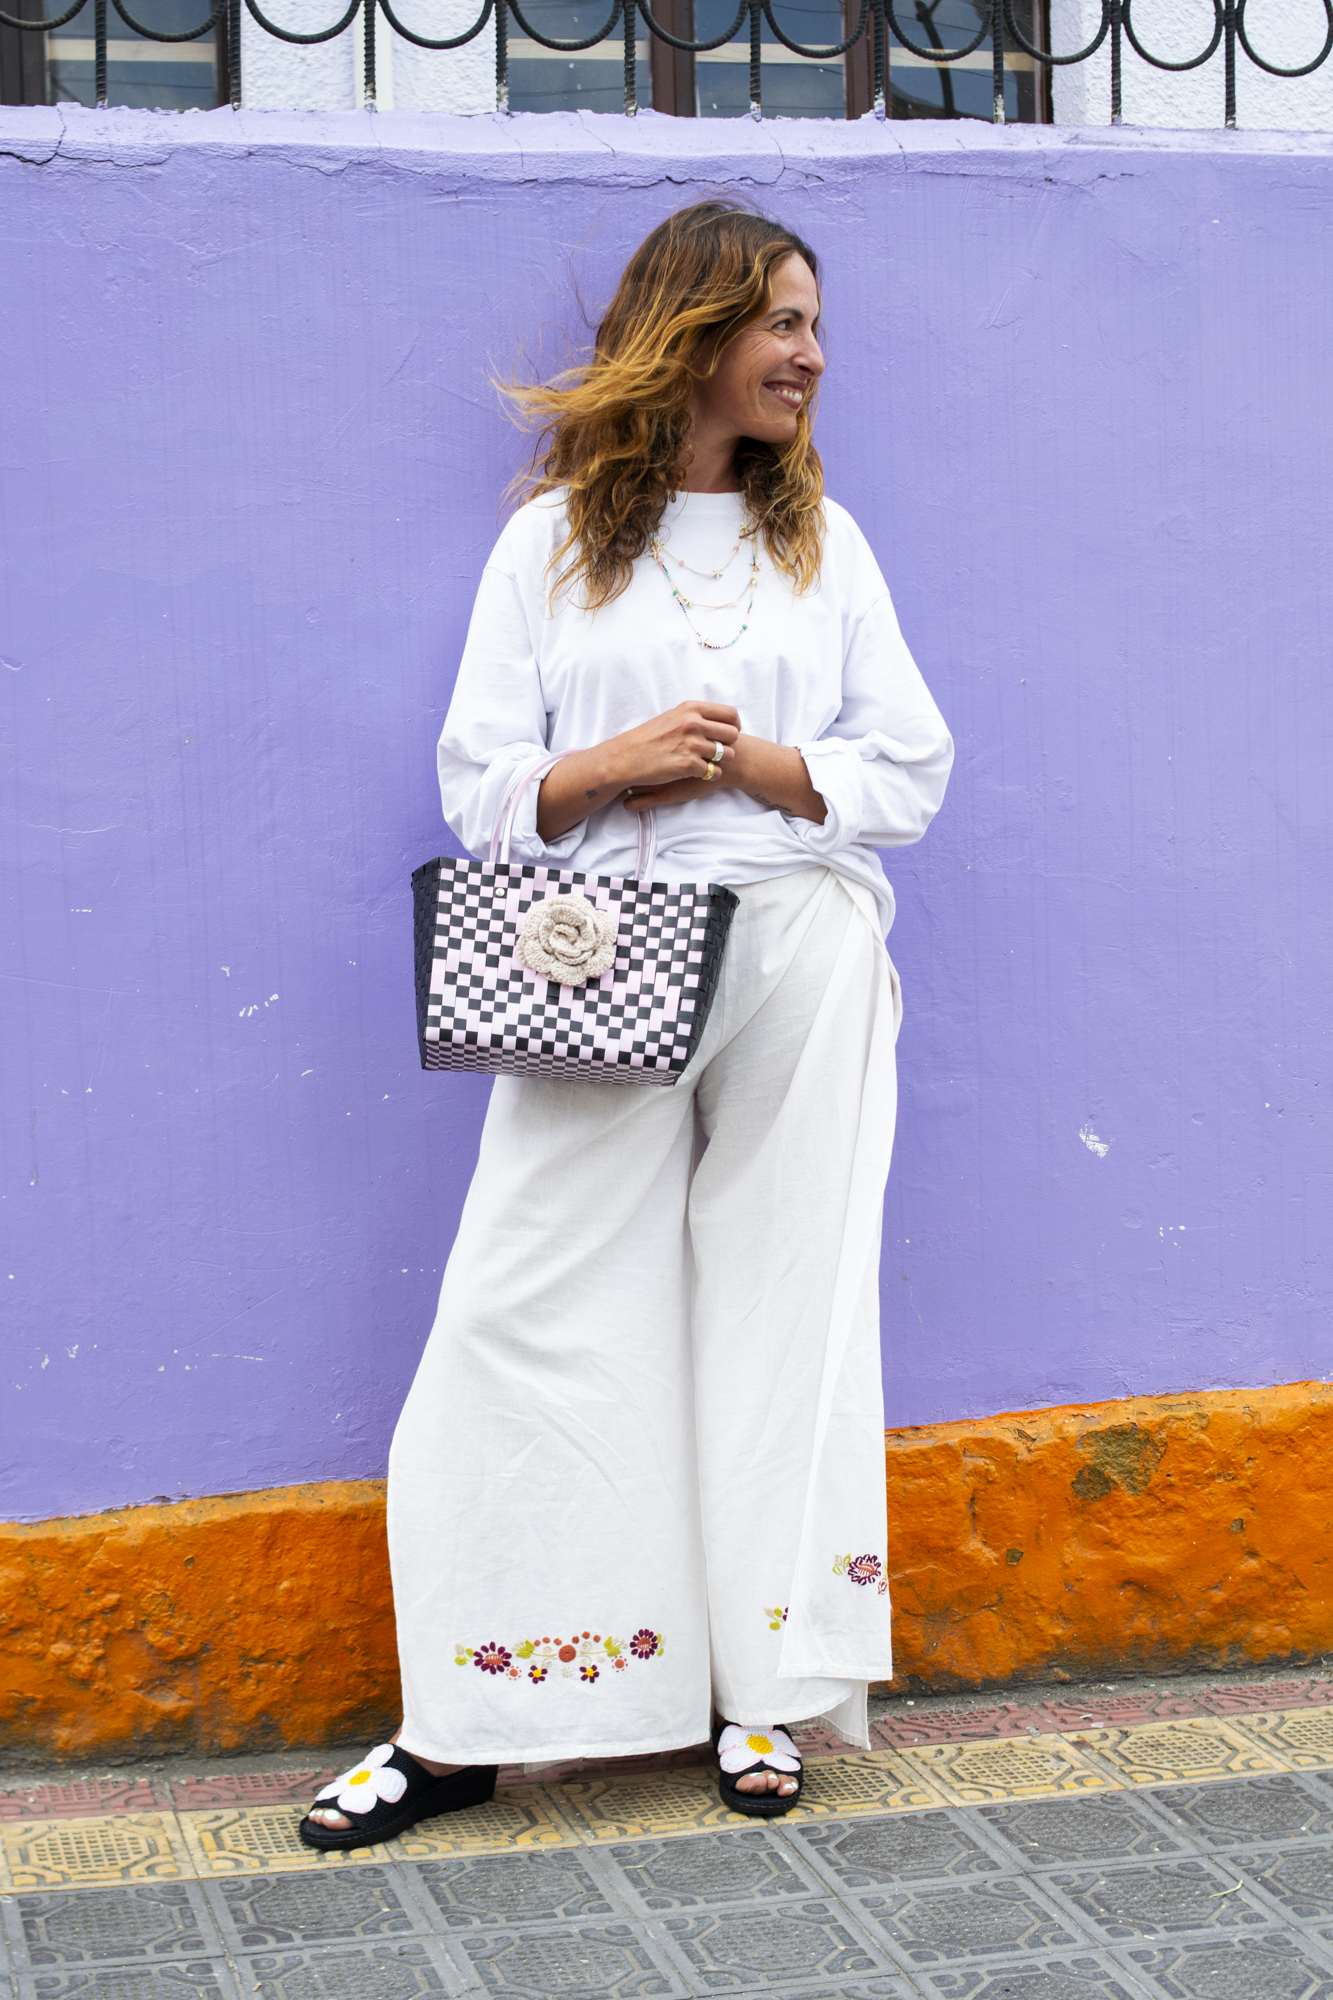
[1,110,1331,1540]
[235,0,1333,127]
[1050,0,1333,128]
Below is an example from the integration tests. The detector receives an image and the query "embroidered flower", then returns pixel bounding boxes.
[763,1605,788,1631]
[314,1744,406,1817]
[848,1554,882,1586]
[457,1622,664,1687]
[515,894,617,987]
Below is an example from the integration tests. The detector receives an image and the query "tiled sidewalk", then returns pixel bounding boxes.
[2,1681,1333,1997]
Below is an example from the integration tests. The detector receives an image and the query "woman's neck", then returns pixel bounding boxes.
[677,431,741,494]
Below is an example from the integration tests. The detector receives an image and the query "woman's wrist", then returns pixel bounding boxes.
[726,736,828,824]
[536,740,641,842]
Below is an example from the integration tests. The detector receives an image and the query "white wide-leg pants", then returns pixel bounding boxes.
[389,866,901,1767]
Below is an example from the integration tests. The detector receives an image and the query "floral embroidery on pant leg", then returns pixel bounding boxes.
[453,1626,664,1683]
[833,1553,889,1593]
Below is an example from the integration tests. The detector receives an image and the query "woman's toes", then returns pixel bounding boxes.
[310,1808,352,1829]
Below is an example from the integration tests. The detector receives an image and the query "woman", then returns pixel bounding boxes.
[302,200,952,1850]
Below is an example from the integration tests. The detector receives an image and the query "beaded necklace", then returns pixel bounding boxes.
[654,532,745,582]
[650,526,761,652]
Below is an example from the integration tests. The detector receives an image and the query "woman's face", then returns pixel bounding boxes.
[692,252,825,449]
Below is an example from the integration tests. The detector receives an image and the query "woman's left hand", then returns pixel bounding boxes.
[624,733,828,826]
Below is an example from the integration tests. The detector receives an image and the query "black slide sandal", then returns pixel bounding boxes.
[715,1723,804,1819]
[298,1744,498,1851]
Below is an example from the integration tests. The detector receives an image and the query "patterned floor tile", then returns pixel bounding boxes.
[898,1737,1112,1806]
[176,1809,387,1881]
[409,1849,615,1926]
[238,1942,449,1998]
[209,1866,417,1947]
[912,1957,1144,1998]
[1121,1933,1333,1997]
[0,1787,165,1827]
[978,1794,1187,1867]
[874,1709,1049,1750]
[1,1820,190,1895]
[790,1726,863,1759]
[788,1752,947,1820]
[1230,1844,1333,1919]
[856,1879,1080,1965]
[168,1774,334,1812]
[559,1758,941,1844]
[390,1788,582,1861]
[8,1885,211,1968]
[1148,1776,1333,1848]
[13,1968,235,1999]
[1047,1859,1272,1939]
[604,1827,816,1909]
[181,1788,576,1878]
[1201,1683,1333,1719]
[793,1811,1003,1887]
[1225,1709,1333,1772]
[1037,1695,1213,1732]
[554,1768,749,1844]
[660,1900,886,1989]
[449,1919,686,1997]
[1072,1719,1283,1787]
[736,1981,916,2000]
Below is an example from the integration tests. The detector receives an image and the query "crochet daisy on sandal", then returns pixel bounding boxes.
[716,1723,804,1817]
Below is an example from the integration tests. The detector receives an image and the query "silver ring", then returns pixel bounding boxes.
[625,787,633,799]
[713,740,725,764]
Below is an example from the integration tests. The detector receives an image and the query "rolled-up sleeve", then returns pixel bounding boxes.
[436,562,585,865]
[789,589,953,857]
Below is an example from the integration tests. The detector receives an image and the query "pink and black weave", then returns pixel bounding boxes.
[412,858,738,1085]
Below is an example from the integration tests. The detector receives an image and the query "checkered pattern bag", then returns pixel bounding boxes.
[413,754,739,1086]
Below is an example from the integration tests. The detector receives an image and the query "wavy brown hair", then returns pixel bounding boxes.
[502,201,825,611]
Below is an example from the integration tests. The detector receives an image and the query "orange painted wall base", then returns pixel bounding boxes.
[3,1382,1331,1764]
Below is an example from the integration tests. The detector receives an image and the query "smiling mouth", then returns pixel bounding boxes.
[764,381,806,408]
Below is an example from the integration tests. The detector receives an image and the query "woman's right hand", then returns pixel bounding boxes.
[535,701,740,844]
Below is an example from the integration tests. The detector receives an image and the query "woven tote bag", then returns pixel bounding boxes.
[413,753,739,1085]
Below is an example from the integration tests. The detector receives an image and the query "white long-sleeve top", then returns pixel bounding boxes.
[437,488,953,936]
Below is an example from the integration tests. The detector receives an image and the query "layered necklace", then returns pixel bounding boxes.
[649,520,760,652]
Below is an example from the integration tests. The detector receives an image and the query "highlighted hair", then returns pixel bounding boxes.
[502,201,825,612]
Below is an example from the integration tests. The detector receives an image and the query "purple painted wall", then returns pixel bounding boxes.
[2,109,1331,1522]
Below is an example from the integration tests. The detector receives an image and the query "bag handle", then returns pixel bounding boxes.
[488,752,657,882]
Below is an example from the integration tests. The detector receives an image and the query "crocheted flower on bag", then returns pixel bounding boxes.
[454,1626,664,1683]
[833,1552,891,1595]
[514,893,617,986]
